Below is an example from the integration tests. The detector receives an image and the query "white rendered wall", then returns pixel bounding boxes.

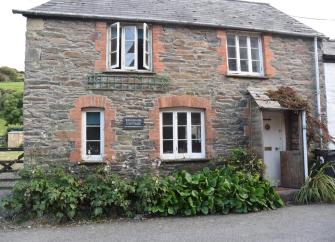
[325,62,335,149]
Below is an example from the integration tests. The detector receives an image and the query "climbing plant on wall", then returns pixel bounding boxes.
[267,86,334,147]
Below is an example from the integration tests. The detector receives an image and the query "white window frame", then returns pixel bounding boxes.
[107,22,120,69]
[143,23,150,70]
[226,34,264,76]
[160,108,206,160]
[82,109,104,162]
[107,22,152,72]
[121,25,138,70]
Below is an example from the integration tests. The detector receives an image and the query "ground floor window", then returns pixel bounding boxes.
[82,109,104,161]
[160,109,205,160]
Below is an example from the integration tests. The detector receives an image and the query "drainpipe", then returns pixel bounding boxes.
[302,111,309,179]
[314,36,323,148]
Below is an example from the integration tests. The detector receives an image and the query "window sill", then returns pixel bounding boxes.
[161,158,210,163]
[226,74,269,79]
[103,69,155,75]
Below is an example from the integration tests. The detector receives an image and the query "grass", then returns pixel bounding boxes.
[0,151,23,161]
[0,82,24,92]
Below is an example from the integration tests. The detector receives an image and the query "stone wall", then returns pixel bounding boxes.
[24,18,327,175]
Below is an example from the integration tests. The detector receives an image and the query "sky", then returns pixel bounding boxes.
[0,0,334,71]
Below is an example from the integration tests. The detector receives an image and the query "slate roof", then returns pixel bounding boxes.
[13,0,321,37]
[324,41,335,56]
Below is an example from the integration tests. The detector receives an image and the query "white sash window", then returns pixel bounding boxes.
[227,34,264,76]
[160,109,205,160]
[82,110,104,162]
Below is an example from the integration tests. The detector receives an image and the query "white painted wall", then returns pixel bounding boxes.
[325,63,335,149]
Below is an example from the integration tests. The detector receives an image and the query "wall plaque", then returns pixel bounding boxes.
[123,118,144,130]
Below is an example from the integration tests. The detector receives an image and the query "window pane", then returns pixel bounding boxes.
[163,113,173,125]
[178,126,187,139]
[192,140,202,153]
[111,26,118,37]
[228,46,236,58]
[178,141,187,153]
[252,61,261,73]
[86,112,100,125]
[239,47,248,59]
[239,36,247,47]
[191,113,201,125]
[192,126,201,140]
[126,53,135,67]
[163,127,173,139]
[250,37,259,48]
[178,113,187,125]
[87,127,100,140]
[86,141,100,155]
[240,60,249,72]
[111,52,117,66]
[125,41,135,54]
[228,59,237,71]
[111,38,117,51]
[251,49,259,60]
[227,35,236,46]
[125,27,135,40]
[163,140,173,154]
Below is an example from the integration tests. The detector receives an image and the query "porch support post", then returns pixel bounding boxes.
[302,110,308,179]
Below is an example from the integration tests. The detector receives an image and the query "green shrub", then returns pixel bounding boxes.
[220,148,265,176]
[84,171,135,218]
[1,164,283,223]
[295,161,335,204]
[1,166,85,222]
[0,90,23,125]
[135,167,283,216]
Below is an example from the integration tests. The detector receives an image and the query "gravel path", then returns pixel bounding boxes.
[1,204,334,242]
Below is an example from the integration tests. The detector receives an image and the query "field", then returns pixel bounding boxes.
[0,81,24,92]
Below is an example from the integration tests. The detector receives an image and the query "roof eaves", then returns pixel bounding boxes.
[13,9,324,38]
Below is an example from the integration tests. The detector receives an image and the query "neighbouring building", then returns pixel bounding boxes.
[14,0,327,187]
[323,41,335,150]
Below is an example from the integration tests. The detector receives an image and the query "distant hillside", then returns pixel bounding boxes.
[0,66,24,82]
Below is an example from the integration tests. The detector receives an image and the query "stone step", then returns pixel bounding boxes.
[0,172,21,180]
[277,188,299,204]
[0,180,17,189]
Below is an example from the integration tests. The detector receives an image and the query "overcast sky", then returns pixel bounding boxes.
[0,0,334,71]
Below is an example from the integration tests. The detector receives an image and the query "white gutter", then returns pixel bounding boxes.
[302,111,309,179]
[314,36,323,147]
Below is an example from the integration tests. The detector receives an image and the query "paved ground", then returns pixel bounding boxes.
[1,204,334,242]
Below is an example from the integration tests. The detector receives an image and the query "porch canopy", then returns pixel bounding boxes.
[247,87,304,111]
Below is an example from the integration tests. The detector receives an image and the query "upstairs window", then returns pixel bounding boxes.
[160,109,205,160]
[227,34,264,76]
[107,22,151,71]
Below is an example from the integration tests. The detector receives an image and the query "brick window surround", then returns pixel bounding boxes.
[149,95,216,160]
[67,95,115,163]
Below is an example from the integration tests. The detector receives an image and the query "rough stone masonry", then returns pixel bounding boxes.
[23,18,327,176]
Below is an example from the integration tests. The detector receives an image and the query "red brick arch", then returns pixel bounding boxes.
[66,95,115,163]
[148,95,216,159]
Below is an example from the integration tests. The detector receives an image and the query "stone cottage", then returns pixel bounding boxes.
[14,0,327,185]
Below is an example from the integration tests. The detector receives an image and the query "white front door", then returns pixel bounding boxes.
[263,111,286,186]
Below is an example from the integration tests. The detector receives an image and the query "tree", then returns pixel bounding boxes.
[0,90,23,125]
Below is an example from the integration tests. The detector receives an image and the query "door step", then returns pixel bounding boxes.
[276,187,299,204]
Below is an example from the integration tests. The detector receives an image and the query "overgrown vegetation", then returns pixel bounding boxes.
[218,148,265,176]
[295,161,335,204]
[1,153,283,223]
[267,86,335,146]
